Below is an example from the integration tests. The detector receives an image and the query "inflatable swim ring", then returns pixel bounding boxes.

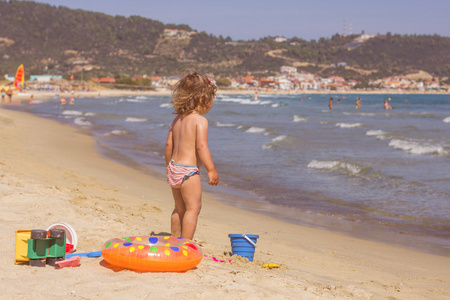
[101,236,203,272]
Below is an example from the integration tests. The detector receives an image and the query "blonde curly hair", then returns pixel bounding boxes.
[172,72,217,115]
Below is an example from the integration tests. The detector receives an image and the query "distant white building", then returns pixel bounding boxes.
[300,81,314,90]
[163,29,196,39]
[280,66,297,76]
[297,71,315,81]
[360,34,377,41]
[276,76,291,90]
[30,75,63,82]
[230,80,240,89]
[274,36,288,43]
[4,75,14,81]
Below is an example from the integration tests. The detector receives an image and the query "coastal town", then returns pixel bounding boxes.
[16,65,446,94]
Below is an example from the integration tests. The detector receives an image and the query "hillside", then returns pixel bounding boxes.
[1,1,449,83]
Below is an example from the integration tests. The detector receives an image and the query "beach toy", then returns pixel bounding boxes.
[101,236,203,272]
[228,234,259,261]
[203,255,231,263]
[262,263,279,269]
[27,229,66,267]
[55,256,81,268]
[66,251,101,258]
[46,222,77,253]
[15,230,32,264]
[66,244,74,253]
[15,229,67,266]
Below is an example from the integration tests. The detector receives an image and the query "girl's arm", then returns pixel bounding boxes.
[196,118,219,186]
[165,125,174,166]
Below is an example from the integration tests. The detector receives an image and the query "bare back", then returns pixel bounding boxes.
[170,113,207,167]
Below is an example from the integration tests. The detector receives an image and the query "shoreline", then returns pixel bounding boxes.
[9,91,450,258]
[1,105,450,298]
[4,92,450,258]
[3,87,450,103]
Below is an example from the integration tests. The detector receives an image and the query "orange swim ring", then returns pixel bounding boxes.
[101,236,203,272]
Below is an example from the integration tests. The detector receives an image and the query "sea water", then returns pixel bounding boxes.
[13,93,450,256]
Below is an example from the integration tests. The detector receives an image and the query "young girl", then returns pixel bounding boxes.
[165,72,219,240]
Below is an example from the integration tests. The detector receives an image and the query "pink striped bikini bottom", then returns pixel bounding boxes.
[167,160,200,188]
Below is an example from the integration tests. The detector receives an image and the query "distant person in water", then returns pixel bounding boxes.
[29,95,34,103]
[252,91,258,100]
[384,99,393,110]
[337,98,341,103]
[356,97,361,109]
[60,97,67,105]
[6,86,13,103]
[1,87,5,103]
[329,97,333,110]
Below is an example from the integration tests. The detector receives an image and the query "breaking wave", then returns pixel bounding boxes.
[388,139,449,155]
[307,159,376,178]
[293,115,307,122]
[125,117,147,122]
[366,130,387,140]
[336,122,363,128]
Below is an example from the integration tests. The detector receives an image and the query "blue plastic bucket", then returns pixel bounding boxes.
[228,234,259,261]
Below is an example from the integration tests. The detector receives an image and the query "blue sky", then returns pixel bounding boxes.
[32,0,450,41]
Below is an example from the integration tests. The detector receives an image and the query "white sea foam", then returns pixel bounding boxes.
[336,122,363,128]
[160,103,172,108]
[443,116,450,123]
[240,99,261,105]
[341,162,364,174]
[343,112,376,116]
[127,99,146,103]
[85,112,96,116]
[216,122,235,127]
[125,117,147,122]
[307,160,364,175]
[220,97,271,106]
[135,96,148,100]
[293,115,307,122]
[220,97,244,103]
[272,135,287,142]
[111,130,128,135]
[366,130,387,140]
[389,139,448,155]
[262,135,288,150]
[366,130,385,136]
[307,160,340,170]
[246,127,266,134]
[62,110,83,116]
[271,103,279,108]
[103,130,129,136]
[74,117,92,126]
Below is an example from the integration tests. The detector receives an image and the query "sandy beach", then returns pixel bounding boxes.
[1,104,449,299]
